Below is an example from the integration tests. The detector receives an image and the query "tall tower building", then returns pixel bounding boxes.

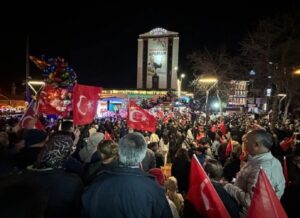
[137,28,179,90]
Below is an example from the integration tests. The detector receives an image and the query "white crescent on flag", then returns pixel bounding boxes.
[200,178,211,210]
[77,95,88,115]
[129,108,146,123]
[21,115,33,128]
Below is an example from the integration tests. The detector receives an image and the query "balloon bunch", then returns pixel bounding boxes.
[43,57,77,88]
[39,85,73,117]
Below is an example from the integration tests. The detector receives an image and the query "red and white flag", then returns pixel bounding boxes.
[187,155,230,218]
[225,139,233,157]
[73,83,102,125]
[127,100,156,133]
[20,100,44,130]
[248,169,287,218]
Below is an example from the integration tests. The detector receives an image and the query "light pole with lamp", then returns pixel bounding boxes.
[177,73,185,97]
[198,78,218,125]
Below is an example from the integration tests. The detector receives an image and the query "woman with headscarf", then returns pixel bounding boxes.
[25,134,83,218]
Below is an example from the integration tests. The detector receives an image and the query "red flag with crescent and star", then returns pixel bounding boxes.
[247,169,287,218]
[73,83,101,125]
[187,155,230,218]
[20,100,45,130]
[127,100,156,133]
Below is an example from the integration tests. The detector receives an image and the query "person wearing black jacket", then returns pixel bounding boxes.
[82,132,172,218]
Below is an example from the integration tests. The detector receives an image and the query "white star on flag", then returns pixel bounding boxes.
[87,101,93,110]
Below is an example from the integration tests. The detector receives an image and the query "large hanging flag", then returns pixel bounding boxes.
[20,100,44,130]
[186,155,230,218]
[73,83,102,125]
[247,169,287,218]
[127,100,156,133]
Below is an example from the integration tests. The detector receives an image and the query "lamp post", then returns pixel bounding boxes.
[198,78,218,125]
[177,74,185,97]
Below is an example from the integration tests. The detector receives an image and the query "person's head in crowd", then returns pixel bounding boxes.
[195,146,208,155]
[231,140,242,159]
[24,129,47,148]
[97,140,118,164]
[198,137,211,147]
[162,135,169,144]
[118,132,147,166]
[9,128,26,151]
[0,131,9,148]
[244,129,273,156]
[60,120,74,132]
[165,176,179,193]
[0,175,47,218]
[89,127,97,136]
[79,132,105,163]
[175,148,190,161]
[148,142,159,152]
[89,132,104,148]
[292,143,300,170]
[148,168,165,187]
[34,134,73,169]
[128,127,134,133]
[203,159,223,181]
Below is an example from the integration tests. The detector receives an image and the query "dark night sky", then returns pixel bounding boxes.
[0,2,298,95]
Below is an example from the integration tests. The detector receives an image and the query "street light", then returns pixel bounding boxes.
[293,67,300,75]
[177,73,185,97]
[198,77,218,125]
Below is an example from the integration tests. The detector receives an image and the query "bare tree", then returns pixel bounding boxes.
[189,47,240,118]
[241,13,300,128]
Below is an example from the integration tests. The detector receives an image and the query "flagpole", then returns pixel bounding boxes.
[25,35,30,103]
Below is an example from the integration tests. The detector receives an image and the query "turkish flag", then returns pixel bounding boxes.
[280,135,295,151]
[20,100,44,130]
[219,121,227,135]
[163,112,174,124]
[248,169,287,218]
[127,100,156,133]
[187,155,230,218]
[73,83,101,125]
[225,139,233,157]
[155,110,164,120]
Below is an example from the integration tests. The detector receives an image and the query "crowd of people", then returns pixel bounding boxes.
[0,109,299,218]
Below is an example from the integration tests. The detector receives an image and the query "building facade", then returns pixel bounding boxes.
[137,28,179,90]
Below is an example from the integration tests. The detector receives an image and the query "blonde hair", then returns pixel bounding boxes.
[165,177,184,214]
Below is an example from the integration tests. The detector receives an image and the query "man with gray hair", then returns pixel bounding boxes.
[82,132,172,218]
[224,129,285,216]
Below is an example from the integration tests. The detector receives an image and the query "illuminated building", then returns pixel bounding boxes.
[137,28,179,90]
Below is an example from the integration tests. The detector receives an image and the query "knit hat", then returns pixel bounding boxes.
[148,168,165,187]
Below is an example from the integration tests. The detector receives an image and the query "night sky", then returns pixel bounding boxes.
[0,2,298,95]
